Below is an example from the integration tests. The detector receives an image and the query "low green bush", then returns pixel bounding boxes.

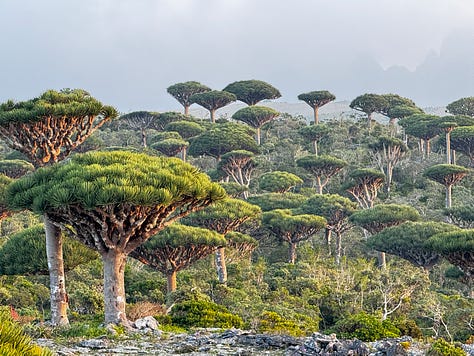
[0,308,52,356]
[427,338,466,356]
[170,300,244,329]
[331,312,400,341]
[257,311,312,337]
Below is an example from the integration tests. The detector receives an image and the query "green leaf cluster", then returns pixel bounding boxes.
[232,106,279,129]
[6,150,226,212]
[247,192,307,212]
[258,171,303,193]
[140,224,225,250]
[223,80,281,106]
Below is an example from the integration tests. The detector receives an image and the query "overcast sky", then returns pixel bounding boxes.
[0,0,473,112]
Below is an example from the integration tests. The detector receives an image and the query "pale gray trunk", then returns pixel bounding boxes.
[181,147,187,162]
[378,252,386,269]
[446,184,452,209]
[325,228,332,256]
[446,131,451,164]
[335,232,343,265]
[313,106,319,125]
[210,109,216,123]
[215,247,227,284]
[312,140,318,155]
[102,250,130,326]
[44,215,69,326]
[316,176,323,194]
[288,242,297,264]
[256,127,261,145]
[184,105,190,116]
[141,128,147,148]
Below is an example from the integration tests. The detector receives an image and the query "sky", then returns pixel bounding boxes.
[0,0,473,113]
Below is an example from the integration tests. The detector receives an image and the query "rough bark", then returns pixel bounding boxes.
[102,249,130,327]
[167,271,177,293]
[44,215,69,326]
[215,247,227,284]
[288,242,297,264]
[313,106,319,125]
[210,109,216,123]
[446,184,452,209]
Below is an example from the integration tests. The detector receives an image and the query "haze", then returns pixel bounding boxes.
[0,0,473,112]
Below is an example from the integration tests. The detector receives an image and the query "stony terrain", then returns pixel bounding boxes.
[34,319,474,356]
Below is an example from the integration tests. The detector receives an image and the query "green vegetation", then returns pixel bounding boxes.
[0,87,473,351]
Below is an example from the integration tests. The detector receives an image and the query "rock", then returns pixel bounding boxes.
[133,316,159,330]
[77,338,108,349]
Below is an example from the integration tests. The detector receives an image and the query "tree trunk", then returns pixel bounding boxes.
[452,150,456,165]
[215,247,227,284]
[210,109,216,123]
[181,147,187,162]
[312,140,318,155]
[426,139,431,157]
[325,228,332,256]
[288,242,297,264]
[184,105,189,116]
[102,250,130,327]
[167,270,177,293]
[316,176,323,194]
[446,131,451,164]
[386,161,393,195]
[335,232,342,265]
[446,184,452,209]
[367,112,373,129]
[378,251,386,269]
[313,106,319,125]
[44,215,69,327]
[256,127,261,145]
[141,128,147,148]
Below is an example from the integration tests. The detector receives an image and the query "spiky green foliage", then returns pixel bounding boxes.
[223,80,281,106]
[297,91,336,110]
[298,123,330,142]
[424,164,469,186]
[368,136,407,153]
[0,225,98,275]
[0,160,34,179]
[367,221,460,268]
[232,106,279,144]
[130,224,225,280]
[218,182,248,198]
[450,126,474,164]
[247,192,308,212]
[154,112,191,131]
[184,198,261,234]
[167,81,212,114]
[0,308,53,355]
[164,121,204,139]
[224,231,258,259]
[0,89,118,167]
[350,204,420,234]
[446,97,474,117]
[188,122,259,159]
[298,194,357,233]
[189,90,236,123]
[346,169,385,209]
[151,138,189,157]
[427,229,474,277]
[6,150,226,253]
[296,155,347,193]
[258,171,303,193]
[387,105,423,120]
[444,206,474,228]
[398,114,441,141]
[262,209,326,263]
[118,111,160,130]
[0,174,13,219]
[232,106,279,130]
[349,93,389,126]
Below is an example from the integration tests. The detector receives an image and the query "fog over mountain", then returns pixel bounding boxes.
[0,1,472,112]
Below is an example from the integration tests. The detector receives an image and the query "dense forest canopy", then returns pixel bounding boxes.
[0,85,472,350]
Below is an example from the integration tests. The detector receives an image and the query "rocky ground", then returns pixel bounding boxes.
[34,318,474,356]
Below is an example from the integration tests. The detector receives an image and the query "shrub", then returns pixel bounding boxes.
[127,301,166,321]
[170,300,244,329]
[393,318,423,339]
[0,308,52,355]
[427,338,466,356]
[331,312,400,341]
[257,311,308,337]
